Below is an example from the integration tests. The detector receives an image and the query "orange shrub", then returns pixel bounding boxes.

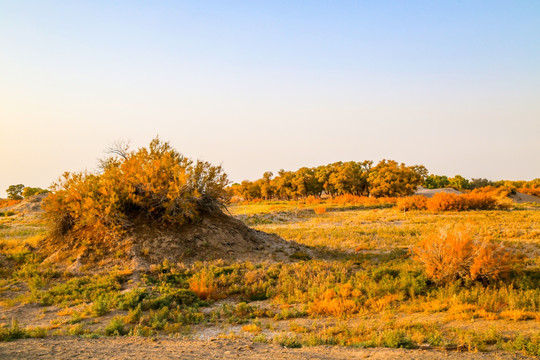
[518,187,540,197]
[305,195,321,205]
[308,284,361,316]
[313,206,327,215]
[462,192,498,210]
[412,226,518,284]
[426,193,465,212]
[0,199,21,208]
[188,270,219,300]
[425,192,503,212]
[396,195,427,211]
[330,194,396,206]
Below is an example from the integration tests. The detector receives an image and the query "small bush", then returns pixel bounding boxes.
[274,334,302,348]
[104,316,128,336]
[412,227,519,284]
[505,333,540,357]
[0,320,26,341]
[305,195,321,205]
[308,284,360,316]
[313,206,326,215]
[91,296,110,316]
[379,329,414,349]
[189,270,219,300]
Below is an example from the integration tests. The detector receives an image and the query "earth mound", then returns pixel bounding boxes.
[0,193,48,213]
[42,209,311,272]
[509,191,540,204]
[414,186,462,198]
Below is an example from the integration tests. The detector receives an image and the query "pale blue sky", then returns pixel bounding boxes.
[1,1,539,196]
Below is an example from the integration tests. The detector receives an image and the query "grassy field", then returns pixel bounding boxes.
[0,201,539,356]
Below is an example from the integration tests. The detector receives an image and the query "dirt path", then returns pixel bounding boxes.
[0,337,532,360]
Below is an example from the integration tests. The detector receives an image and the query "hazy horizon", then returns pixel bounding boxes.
[1,1,539,197]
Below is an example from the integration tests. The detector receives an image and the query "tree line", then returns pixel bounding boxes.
[230,161,540,200]
[230,160,428,200]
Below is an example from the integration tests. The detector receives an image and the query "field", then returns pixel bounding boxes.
[0,199,539,359]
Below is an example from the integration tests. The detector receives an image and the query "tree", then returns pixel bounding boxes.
[22,187,49,198]
[469,178,493,189]
[260,172,275,199]
[449,175,470,191]
[329,161,371,196]
[424,175,450,189]
[6,184,24,200]
[367,160,425,197]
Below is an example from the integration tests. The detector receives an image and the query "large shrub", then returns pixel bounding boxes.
[422,192,508,212]
[395,195,427,211]
[412,227,518,284]
[44,138,229,241]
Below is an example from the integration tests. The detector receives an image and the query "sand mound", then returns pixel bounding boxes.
[414,186,462,198]
[42,210,311,272]
[2,193,48,213]
[509,192,540,204]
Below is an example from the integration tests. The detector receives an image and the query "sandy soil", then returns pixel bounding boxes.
[509,192,540,204]
[414,187,462,198]
[0,337,533,360]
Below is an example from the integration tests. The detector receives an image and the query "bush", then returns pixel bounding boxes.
[424,192,505,212]
[518,187,540,197]
[22,187,48,198]
[505,334,540,357]
[412,227,519,284]
[426,193,466,212]
[189,270,219,300]
[396,196,427,211]
[91,296,110,316]
[308,284,360,316]
[44,138,229,242]
[313,206,326,215]
[104,316,128,336]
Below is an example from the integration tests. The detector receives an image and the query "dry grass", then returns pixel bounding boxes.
[0,200,539,355]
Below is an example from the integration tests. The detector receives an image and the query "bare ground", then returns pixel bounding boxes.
[0,337,533,360]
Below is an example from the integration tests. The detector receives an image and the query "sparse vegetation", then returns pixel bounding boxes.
[0,152,539,358]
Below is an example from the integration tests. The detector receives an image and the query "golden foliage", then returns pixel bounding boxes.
[395,192,509,213]
[329,194,396,206]
[518,187,540,197]
[412,226,519,284]
[188,270,219,300]
[396,195,427,211]
[0,199,21,208]
[44,138,229,242]
[308,284,361,316]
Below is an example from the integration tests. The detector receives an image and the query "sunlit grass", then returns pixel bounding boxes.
[0,201,538,354]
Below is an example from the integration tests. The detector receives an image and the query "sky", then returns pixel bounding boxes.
[1,1,539,196]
